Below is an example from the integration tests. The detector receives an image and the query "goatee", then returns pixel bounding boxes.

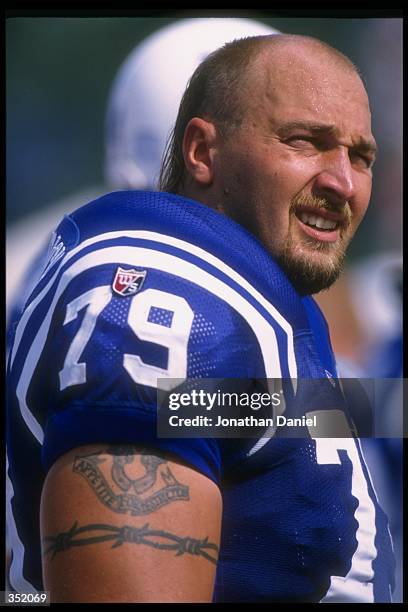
[276,194,352,296]
[277,238,347,295]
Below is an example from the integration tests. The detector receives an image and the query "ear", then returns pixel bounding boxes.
[182,117,218,186]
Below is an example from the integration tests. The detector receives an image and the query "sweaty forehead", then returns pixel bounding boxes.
[248,37,372,132]
[254,36,358,80]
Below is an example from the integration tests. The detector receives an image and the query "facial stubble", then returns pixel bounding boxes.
[275,195,353,296]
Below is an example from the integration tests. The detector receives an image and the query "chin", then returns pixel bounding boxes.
[276,240,346,296]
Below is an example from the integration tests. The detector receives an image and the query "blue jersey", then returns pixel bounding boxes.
[7,190,395,602]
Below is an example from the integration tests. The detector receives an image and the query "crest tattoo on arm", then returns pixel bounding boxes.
[72,446,190,515]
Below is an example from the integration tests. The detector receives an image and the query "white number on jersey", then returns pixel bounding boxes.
[59,286,193,392]
[59,286,112,390]
[306,410,377,603]
[124,288,194,391]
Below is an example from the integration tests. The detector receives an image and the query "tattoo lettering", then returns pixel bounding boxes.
[73,446,189,515]
[43,521,219,565]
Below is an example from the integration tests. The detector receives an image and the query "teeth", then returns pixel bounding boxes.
[315,217,336,229]
[299,212,337,230]
[322,218,337,230]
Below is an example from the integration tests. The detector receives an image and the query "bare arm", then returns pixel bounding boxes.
[40,443,222,603]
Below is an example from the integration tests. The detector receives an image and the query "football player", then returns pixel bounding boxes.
[7,34,395,603]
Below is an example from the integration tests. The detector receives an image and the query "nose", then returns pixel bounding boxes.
[312,147,355,206]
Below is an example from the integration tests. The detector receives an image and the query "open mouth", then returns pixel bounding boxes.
[294,209,342,243]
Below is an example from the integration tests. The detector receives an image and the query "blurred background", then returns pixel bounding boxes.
[6,13,402,246]
[6,11,403,601]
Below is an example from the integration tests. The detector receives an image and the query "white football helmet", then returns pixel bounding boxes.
[105,18,281,189]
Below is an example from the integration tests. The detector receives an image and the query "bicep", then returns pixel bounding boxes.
[40,443,222,603]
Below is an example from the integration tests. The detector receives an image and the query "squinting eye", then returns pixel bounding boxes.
[286,136,328,151]
[286,136,313,144]
[351,151,374,168]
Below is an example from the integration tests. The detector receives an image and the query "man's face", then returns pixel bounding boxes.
[213,45,376,295]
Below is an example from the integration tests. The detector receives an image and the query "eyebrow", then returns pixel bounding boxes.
[276,121,378,156]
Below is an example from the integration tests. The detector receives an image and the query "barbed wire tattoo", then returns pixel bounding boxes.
[43,521,219,565]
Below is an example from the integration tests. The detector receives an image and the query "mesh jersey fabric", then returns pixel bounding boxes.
[7,190,395,602]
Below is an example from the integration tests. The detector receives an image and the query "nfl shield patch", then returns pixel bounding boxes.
[112,267,147,297]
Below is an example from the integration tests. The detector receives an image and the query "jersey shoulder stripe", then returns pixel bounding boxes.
[12,191,308,380]
[11,242,292,445]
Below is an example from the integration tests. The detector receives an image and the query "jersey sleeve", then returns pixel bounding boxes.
[16,228,281,486]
